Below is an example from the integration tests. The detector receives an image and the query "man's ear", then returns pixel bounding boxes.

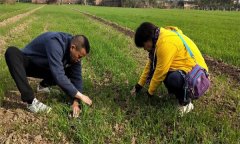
[71,44,76,50]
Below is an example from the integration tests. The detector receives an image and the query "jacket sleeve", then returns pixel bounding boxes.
[66,62,83,93]
[46,38,78,98]
[148,42,178,95]
[138,59,151,87]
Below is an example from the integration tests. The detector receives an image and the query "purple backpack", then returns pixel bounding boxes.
[172,30,210,99]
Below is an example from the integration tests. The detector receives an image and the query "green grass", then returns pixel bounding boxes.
[72,5,240,67]
[0,4,239,143]
[0,3,39,21]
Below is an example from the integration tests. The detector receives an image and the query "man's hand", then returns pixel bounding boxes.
[75,92,92,106]
[80,94,92,106]
[71,100,81,118]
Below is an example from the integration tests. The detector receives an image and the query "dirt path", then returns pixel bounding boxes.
[71,9,240,84]
[0,87,69,144]
[0,5,44,56]
[0,93,53,144]
[0,17,37,56]
[0,6,35,21]
[0,39,6,54]
[0,5,44,27]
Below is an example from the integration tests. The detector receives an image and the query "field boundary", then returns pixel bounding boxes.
[70,8,240,84]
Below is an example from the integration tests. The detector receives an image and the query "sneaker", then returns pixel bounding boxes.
[37,84,50,93]
[27,98,52,113]
[178,102,194,117]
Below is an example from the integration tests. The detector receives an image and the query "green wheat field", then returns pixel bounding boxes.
[0,4,239,143]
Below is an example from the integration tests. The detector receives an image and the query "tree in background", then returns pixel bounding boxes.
[0,0,16,4]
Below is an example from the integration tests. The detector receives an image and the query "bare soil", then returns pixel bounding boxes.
[0,81,69,144]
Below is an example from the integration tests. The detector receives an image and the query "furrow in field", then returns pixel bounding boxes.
[0,17,37,55]
[0,6,37,22]
[0,5,44,27]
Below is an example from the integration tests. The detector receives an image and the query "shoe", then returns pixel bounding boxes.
[27,98,52,113]
[37,84,50,93]
[178,102,194,117]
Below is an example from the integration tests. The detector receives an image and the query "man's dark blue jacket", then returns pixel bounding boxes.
[22,32,82,98]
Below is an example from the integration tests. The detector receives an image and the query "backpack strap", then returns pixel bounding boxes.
[178,70,188,103]
[171,30,195,61]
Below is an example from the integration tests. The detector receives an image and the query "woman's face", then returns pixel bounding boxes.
[143,40,153,52]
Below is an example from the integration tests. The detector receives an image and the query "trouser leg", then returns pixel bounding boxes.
[163,71,190,106]
[5,46,34,103]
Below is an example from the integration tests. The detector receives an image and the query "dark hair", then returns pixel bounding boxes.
[134,22,158,48]
[71,35,90,53]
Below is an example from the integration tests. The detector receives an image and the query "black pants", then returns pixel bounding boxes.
[163,71,190,106]
[5,47,56,103]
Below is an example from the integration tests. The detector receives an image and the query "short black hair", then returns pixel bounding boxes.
[134,22,158,48]
[71,35,90,53]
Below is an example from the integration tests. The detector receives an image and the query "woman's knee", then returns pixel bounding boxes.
[164,71,185,89]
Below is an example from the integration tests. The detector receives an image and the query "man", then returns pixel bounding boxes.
[5,32,92,117]
[131,22,209,116]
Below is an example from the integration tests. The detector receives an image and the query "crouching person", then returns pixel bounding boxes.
[5,32,92,117]
[131,22,210,116]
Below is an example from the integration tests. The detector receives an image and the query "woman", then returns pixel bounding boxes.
[131,22,209,116]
